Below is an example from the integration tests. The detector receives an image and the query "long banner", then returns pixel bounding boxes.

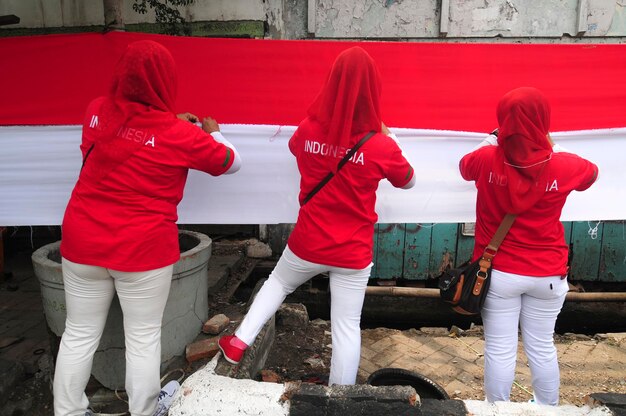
[0,32,624,225]
[0,125,620,225]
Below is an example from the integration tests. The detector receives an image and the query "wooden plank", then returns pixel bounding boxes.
[599,221,626,282]
[374,223,405,281]
[429,223,458,277]
[403,224,432,281]
[569,221,603,281]
[455,224,475,266]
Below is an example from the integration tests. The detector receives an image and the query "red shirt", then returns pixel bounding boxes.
[287,118,414,269]
[460,145,598,276]
[60,97,234,271]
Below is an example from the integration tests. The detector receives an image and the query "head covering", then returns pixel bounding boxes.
[307,46,382,155]
[494,87,553,213]
[83,40,178,181]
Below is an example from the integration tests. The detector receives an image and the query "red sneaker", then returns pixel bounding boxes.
[218,335,247,364]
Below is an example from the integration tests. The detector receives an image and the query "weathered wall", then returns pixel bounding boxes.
[0,0,265,29]
[310,0,626,39]
[1,0,625,40]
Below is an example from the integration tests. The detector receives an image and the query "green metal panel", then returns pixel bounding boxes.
[371,220,622,283]
[570,221,604,281]
[599,221,626,282]
[429,223,459,278]
[374,223,405,280]
[562,221,573,246]
[372,223,379,274]
[403,224,433,280]
[455,225,475,266]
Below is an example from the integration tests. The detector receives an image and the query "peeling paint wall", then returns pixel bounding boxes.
[310,0,626,38]
[1,0,625,39]
[313,0,440,38]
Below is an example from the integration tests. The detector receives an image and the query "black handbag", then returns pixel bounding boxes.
[438,213,516,315]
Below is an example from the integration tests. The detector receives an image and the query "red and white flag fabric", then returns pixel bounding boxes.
[0,32,624,225]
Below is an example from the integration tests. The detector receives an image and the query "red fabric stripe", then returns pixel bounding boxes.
[0,32,624,131]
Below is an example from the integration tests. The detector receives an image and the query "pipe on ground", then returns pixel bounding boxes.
[365,287,626,302]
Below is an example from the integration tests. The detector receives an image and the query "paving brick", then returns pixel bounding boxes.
[434,363,463,380]
[371,348,406,368]
[359,358,378,375]
[369,336,396,353]
[455,370,479,385]
[360,345,377,361]
[445,379,475,398]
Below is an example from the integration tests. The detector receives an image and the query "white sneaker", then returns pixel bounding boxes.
[153,380,180,416]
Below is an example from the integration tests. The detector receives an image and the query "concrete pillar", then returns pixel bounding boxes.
[103,0,124,31]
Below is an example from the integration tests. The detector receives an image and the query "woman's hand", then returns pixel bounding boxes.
[177,112,199,123]
[202,116,220,133]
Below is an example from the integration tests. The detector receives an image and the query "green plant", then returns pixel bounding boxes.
[132,0,194,35]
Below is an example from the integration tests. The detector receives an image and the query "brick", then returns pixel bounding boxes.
[261,369,281,383]
[185,337,219,363]
[371,348,406,368]
[360,346,377,361]
[202,314,230,335]
[369,337,395,353]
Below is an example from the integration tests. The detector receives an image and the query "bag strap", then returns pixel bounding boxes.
[302,131,376,205]
[481,213,516,263]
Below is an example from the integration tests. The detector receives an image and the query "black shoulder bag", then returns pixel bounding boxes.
[438,213,516,315]
[301,131,375,205]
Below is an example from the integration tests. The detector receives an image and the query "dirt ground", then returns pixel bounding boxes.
[2,239,625,415]
[206,246,626,407]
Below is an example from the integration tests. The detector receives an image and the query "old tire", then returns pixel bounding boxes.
[366,367,450,400]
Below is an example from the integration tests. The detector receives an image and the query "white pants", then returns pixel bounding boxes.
[53,258,173,416]
[236,245,371,386]
[481,269,568,406]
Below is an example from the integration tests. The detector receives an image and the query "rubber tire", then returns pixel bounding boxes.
[366,367,450,400]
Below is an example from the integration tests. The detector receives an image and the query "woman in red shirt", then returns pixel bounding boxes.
[54,40,241,416]
[219,46,415,385]
[460,87,598,405]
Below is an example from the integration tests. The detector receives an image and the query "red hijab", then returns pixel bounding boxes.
[307,46,382,165]
[495,87,553,213]
[83,40,178,181]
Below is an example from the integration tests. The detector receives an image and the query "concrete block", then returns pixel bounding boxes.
[330,384,418,405]
[277,303,309,328]
[246,239,273,259]
[202,314,230,335]
[186,337,219,363]
[170,355,289,416]
[207,254,245,292]
[420,398,467,416]
[326,400,420,415]
[290,383,330,407]
[215,315,276,380]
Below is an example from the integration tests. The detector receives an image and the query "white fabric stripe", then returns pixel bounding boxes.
[0,125,622,225]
